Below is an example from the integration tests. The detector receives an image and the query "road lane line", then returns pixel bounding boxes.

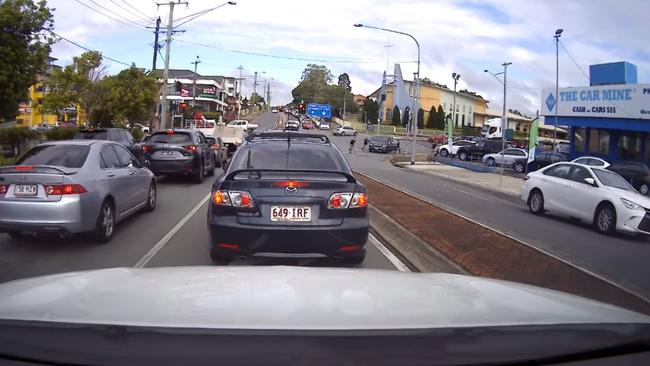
[355,170,650,304]
[453,187,490,201]
[134,193,211,268]
[368,233,411,272]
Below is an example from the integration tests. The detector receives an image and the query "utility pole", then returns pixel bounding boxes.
[499,61,512,187]
[191,55,201,110]
[236,65,243,119]
[252,71,258,108]
[159,1,188,130]
[553,29,563,152]
[151,17,161,70]
[266,81,271,110]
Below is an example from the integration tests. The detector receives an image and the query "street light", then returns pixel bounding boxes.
[553,29,563,152]
[354,23,420,165]
[484,62,512,187]
[451,73,460,142]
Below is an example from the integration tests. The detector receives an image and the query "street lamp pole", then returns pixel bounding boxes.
[354,23,419,165]
[499,62,512,187]
[554,29,563,152]
[451,73,460,143]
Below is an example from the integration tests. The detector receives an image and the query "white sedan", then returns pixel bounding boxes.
[436,140,475,157]
[521,162,650,235]
[482,148,527,166]
[334,126,357,136]
[571,156,610,168]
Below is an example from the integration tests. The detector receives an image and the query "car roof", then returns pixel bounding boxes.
[40,139,106,146]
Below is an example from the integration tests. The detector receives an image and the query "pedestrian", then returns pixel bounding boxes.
[362,137,368,151]
[349,136,356,154]
[397,139,401,153]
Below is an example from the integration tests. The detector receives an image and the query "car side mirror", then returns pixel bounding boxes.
[584,177,596,186]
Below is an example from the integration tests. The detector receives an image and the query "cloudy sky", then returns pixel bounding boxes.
[48,0,649,115]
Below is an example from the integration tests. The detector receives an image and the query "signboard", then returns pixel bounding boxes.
[306,103,332,118]
[541,83,650,120]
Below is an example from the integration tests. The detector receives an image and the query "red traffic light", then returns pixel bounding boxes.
[179,102,188,111]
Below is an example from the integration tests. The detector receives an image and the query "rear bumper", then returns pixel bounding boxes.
[208,215,368,259]
[145,157,197,174]
[0,196,89,234]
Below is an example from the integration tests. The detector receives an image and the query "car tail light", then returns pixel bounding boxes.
[273,181,310,188]
[328,192,367,209]
[350,193,367,208]
[183,144,197,152]
[212,190,254,208]
[166,129,174,134]
[218,243,240,250]
[211,143,220,150]
[45,184,87,195]
[339,245,362,252]
[212,190,231,205]
[142,145,152,153]
[0,184,8,194]
[15,166,33,171]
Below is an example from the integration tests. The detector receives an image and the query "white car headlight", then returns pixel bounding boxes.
[620,198,645,211]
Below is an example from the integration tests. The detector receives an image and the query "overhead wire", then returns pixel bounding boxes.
[71,0,149,31]
[108,0,153,23]
[48,30,133,67]
[84,0,151,27]
[119,0,153,20]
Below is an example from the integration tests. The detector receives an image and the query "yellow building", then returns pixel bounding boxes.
[370,80,489,128]
[15,57,64,127]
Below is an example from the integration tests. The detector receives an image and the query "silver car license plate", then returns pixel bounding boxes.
[270,206,311,222]
[14,184,38,196]
[162,151,173,156]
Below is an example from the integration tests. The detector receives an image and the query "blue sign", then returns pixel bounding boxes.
[306,103,332,118]
[545,93,556,112]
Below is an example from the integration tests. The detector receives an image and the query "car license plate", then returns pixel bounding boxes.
[162,151,173,156]
[270,206,311,222]
[14,184,38,196]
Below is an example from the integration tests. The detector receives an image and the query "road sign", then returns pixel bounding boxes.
[306,103,332,118]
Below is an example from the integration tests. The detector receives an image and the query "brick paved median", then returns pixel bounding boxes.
[357,174,650,315]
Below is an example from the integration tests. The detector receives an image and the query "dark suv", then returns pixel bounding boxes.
[607,161,650,195]
[74,128,139,159]
[142,129,215,183]
[456,139,511,161]
[207,132,368,264]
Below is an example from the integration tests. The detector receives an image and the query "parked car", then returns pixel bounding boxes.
[333,126,357,136]
[141,129,215,183]
[436,140,475,157]
[428,134,448,145]
[607,161,650,195]
[521,162,650,235]
[456,139,511,161]
[556,142,570,155]
[227,120,258,131]
[205,136,228,168]
[319,122,330,130]
[208,131,368,264]
[74,128,140,161]
[0,140,156,242]
[513,152,567,174]
[285,120,300,131]
[572,156,611,168]
[482,148,527,167]
[368,136,399,153]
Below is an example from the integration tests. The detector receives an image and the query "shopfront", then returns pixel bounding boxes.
[541,62,650,165]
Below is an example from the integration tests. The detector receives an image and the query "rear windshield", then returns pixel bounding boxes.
[371,137,389,143]
[593,169,635,191]
[74,130,108,140]
[16,145,90,168]
[149,132,192,143]
[230,143,348,172]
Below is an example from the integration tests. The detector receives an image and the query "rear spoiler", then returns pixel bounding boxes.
[0,165,78,175]
[224,169,356,183]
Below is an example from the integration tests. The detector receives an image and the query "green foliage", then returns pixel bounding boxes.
[426,105,436,128]
[102,66,157,125]
[0,0,55,121]
[44,127,78,141]
[391,106,401,126]
[202,111,222,120]
[436,105,446,130]
[361,99,379,124]
[250,92,264,105]
[0,155,16,167]
[417,108,424,129]
[130,127,143,142]
[291,65,356,116]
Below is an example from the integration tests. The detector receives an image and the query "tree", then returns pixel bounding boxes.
[426,105,436,128]
[436,105,446,130]
[417,108,424,129]
[391,106,401,126]
[43,51,106,121]
[292,65,354,116]
[337,73,351,89]
[0,0,55,121]
[102,66,157,126]
[250,92,264,106]
[361,99,379,124]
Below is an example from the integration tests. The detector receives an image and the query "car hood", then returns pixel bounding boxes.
[608,186,650,207]
[0,267,647,330]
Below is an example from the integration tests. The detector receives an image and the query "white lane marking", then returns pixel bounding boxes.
[368,233,411,272]
[355,170,650,304]
[453,187,489,201]
[134,193,211,268]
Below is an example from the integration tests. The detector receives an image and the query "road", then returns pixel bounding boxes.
[326,131,650,301]
[0,112,398,284]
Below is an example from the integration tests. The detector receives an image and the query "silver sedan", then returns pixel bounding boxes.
[0,140,156,242]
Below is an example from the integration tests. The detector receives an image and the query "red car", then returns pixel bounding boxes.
[428,134,448,145]
[302,120,313,129]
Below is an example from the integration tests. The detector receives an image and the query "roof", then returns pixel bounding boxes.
[42,139,105,146]
[367,80,488,102]
[151,69,199,79]
[477,108,534,121]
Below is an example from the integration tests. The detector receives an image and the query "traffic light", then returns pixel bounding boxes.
[298,103,306,114]
[175,81,182,92]
[178,102,188,113]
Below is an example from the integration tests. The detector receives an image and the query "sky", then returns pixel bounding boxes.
[47,0,650,116]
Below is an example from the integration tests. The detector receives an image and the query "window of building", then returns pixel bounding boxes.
[456,104,459,112]
[588,130,610,155]
[469,106,473,114]
[462,114,466,125]
[618,132,642,160]
[574,128,586,153]
[462,105,466,113]
[443,103,446,111]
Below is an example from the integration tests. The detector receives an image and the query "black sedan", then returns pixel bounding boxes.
[607,160,650,195]
[142,129,215,183]
[207,132,368,264]
[368,136,399,153]
[512,151,567,173]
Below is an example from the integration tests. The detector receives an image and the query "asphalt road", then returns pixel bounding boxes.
[0,112,397,284]
[327,131,650,301]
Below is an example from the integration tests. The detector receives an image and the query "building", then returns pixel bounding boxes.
[353,94,366,110]
[541,61,649,163]
[16,57,63,127]
[368,64,489,128]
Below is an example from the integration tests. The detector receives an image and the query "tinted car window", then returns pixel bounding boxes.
[16,145,90,168]
[113,145,135,167]
[543,164,572,179]
[230,143,348,172]
[568,166,593,183]
[74,130,108,140]
[593,169,635,191]
[100,146,121,169]
[149,132,192,143]
[371,137,389,143]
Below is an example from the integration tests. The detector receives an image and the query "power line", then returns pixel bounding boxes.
[108,0,152,23]
[558,39,590,81]
[49,30,132,67]
[173,38,417,64]
[120,0,152,20]
[85,0,151,27]
[71,0,148,31]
